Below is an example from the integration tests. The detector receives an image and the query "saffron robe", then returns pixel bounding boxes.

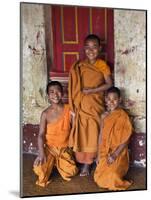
[94,108,133,190]
[68,59,111,163]
[33,105,78,187]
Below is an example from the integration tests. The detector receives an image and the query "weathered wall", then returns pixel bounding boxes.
[114,10,146,167]
[21,3,48,125]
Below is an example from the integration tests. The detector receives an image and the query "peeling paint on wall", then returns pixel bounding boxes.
[21,4,49,124]
[114,10,146,167]
[114,10,146,127]
[23,124,39,154]
[134,159,146,168]
[129,132,146,167]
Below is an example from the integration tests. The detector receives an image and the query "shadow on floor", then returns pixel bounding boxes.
[21,154,147,197]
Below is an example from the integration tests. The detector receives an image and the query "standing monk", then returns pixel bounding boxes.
[68,34,113,176]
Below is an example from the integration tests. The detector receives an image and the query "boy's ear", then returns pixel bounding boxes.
[119,97,122,103]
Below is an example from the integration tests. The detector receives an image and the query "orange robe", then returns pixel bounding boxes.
[68,59,111,163]
[94,108,133,190]
[33,105,78,187]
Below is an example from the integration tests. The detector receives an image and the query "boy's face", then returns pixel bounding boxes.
[84,39,101,63]
[47,85,63,104]
[106,92,121,112]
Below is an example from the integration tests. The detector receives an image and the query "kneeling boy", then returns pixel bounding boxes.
[33,81,78,187]
[94,86,133,190]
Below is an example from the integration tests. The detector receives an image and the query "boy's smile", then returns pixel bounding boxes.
[106,92,121,112]
[84,39,101,64]
[48,85,63,104]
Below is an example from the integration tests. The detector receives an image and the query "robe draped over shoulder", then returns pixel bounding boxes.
[45,104,70,148]
[33,104,78,187]
[94,108,133,190]
[68,59,111,154]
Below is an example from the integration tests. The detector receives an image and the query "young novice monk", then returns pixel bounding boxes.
[94,86,133,190]
[68,34,113,176]
[33,81,78,187]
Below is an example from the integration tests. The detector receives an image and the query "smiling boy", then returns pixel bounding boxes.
[68,34,113,176]
[94,86,133,190]
[33,81,78,187]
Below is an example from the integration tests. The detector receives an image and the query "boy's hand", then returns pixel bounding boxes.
[82,88,97,95]
[34,153,46,166]
[107,153,117,165]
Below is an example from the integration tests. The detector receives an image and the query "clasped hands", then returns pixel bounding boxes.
[82,87,98,95]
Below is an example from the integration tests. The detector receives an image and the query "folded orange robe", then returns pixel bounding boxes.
[33,105,78,187]
[68,59,111,163]
[94,108,133,190]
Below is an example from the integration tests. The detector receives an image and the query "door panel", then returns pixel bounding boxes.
[47,5,114,102]
[51,5,114,74]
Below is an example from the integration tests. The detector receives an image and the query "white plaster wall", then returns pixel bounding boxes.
[21,3,48,124]
[114,10,146,133]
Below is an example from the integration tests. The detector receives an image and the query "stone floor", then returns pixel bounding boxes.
[21,154,147,197]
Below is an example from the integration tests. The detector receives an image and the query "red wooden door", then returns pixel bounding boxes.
[50,5,114,75]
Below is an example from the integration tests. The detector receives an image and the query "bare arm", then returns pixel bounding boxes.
[113,142,128,157]
[94,75,113,92]
[34,111,47,166]
[107,141,128,165]
[83,75,113,94]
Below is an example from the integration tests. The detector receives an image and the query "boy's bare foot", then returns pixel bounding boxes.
[79,164,91,176]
